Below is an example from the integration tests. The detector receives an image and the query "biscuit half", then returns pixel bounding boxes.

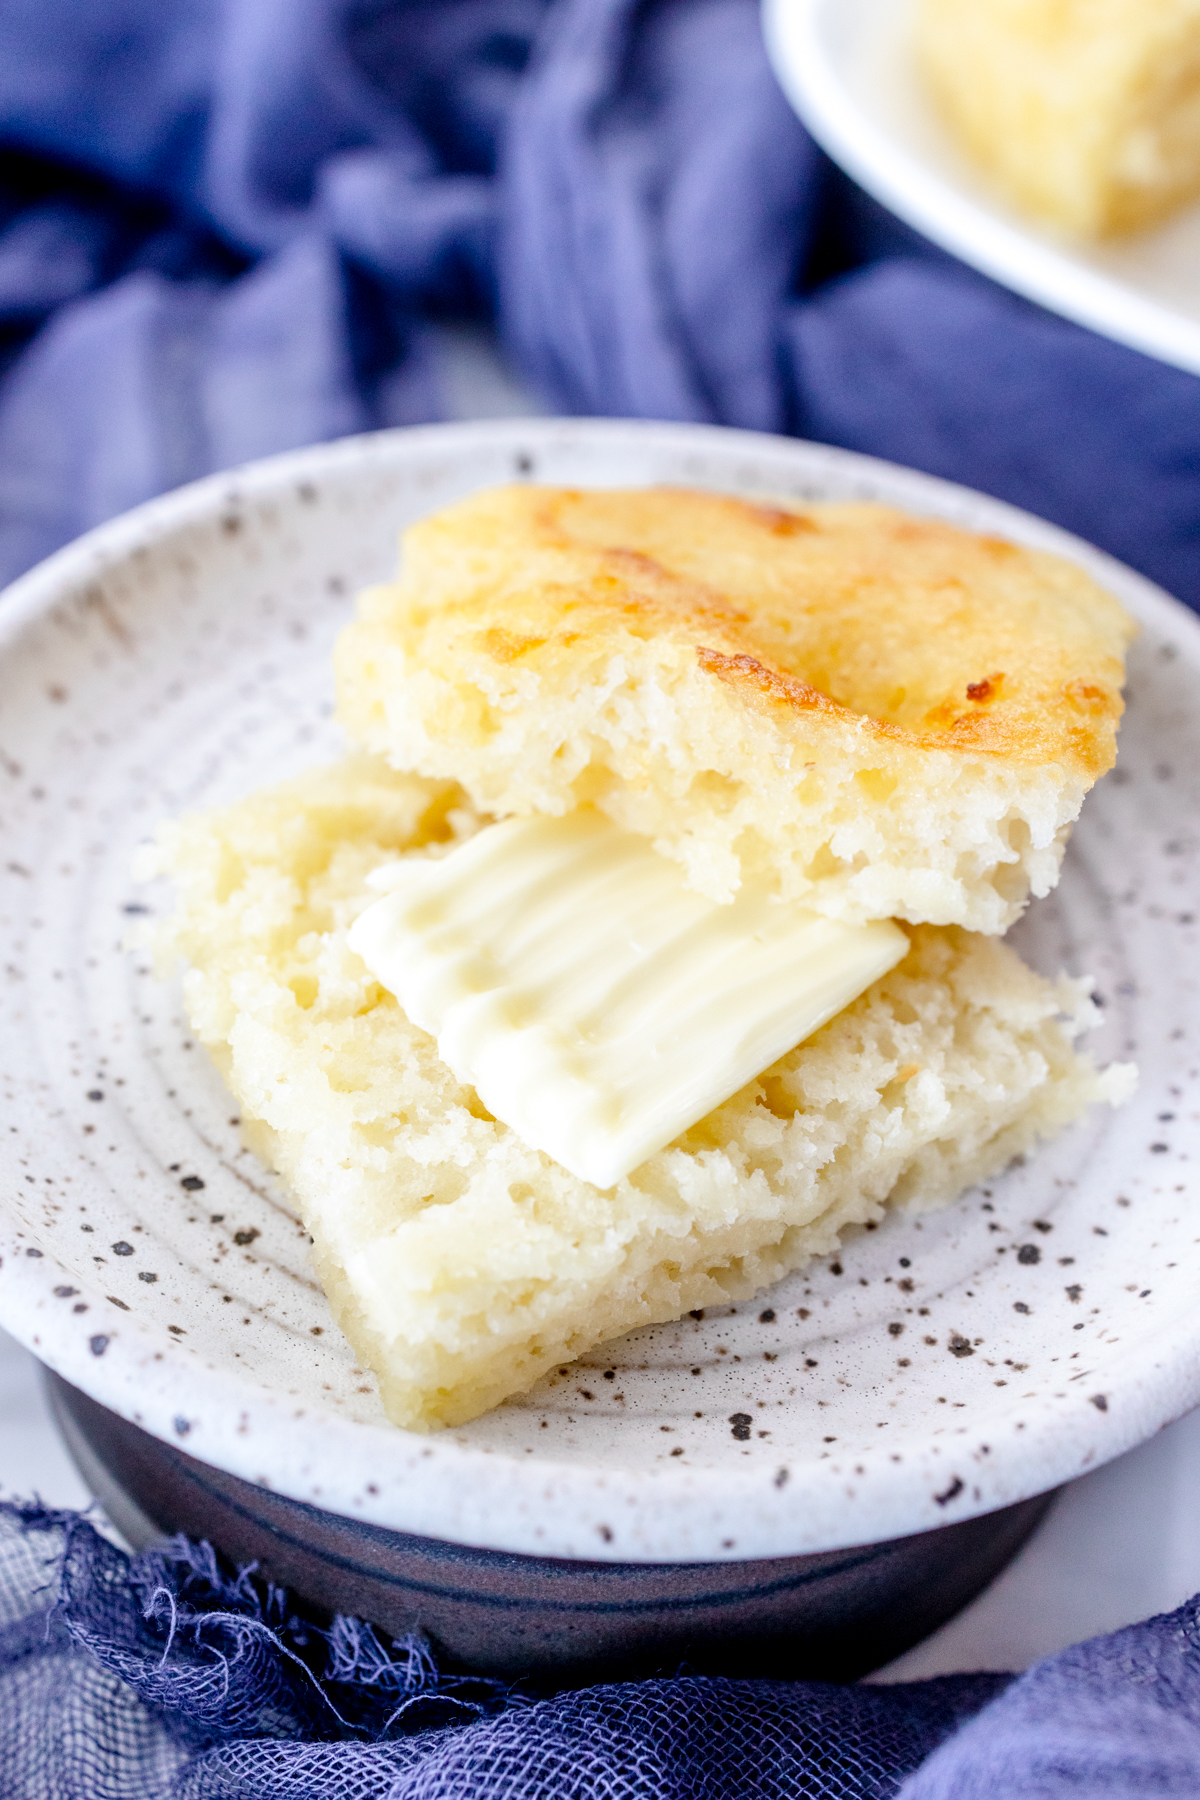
[147,756,1132,1432]
[335,486,1133,935]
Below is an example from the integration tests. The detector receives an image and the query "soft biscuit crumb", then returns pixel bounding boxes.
[334,485,1133,935]
[146,754,1133,1433]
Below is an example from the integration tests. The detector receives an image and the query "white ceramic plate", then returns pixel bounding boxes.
[1,418,1198,1563]
[763,0,1200,375]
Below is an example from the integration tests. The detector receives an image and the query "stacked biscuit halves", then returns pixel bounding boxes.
[150,487,1136,1430]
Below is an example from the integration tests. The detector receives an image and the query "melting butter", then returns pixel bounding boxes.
[349,810,908,1189]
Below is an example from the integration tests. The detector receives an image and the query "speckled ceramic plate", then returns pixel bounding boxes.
[1,419,1197,1564]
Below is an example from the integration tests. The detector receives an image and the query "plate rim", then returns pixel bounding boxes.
[762,0,1200,377]
[2,413,1198,1564]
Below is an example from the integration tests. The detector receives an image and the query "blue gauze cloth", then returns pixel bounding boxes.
[8,1500,1200,1800]
[0,0,1199,606]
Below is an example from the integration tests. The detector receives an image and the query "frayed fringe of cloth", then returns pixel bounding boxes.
[1,1501,1199,1799]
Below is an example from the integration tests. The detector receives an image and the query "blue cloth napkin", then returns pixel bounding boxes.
[0,0,1198,606]
[5,1502,1200,1800]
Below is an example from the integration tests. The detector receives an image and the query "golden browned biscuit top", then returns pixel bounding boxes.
[337,484,1134,931]
[398,485,1130,780]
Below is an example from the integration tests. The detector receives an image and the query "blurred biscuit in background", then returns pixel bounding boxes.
[917,0,1200,236]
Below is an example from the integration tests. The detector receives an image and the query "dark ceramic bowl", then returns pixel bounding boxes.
[49,1372,1052,1685]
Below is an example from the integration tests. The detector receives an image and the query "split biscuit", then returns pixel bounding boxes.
[147,755,1132,1432]
[335,485,1133,935]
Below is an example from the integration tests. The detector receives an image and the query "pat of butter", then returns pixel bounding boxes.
[349,810,908,1189]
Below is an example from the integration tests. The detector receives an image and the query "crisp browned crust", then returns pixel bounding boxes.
[374,485,1131,780]
[335,484,1134,930]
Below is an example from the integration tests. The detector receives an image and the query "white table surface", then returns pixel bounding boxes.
[4,325,1197,1681]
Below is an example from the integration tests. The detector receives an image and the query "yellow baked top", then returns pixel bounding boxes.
[336,484,1133,932]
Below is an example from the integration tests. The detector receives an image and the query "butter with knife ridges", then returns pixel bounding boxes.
[349,809,909,1189]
